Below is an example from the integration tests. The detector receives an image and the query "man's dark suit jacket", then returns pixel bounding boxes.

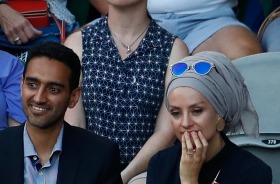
[0,122,123,184]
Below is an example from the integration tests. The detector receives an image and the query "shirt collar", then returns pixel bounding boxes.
[23,123,64,158]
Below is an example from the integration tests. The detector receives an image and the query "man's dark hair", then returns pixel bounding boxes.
[24,42,81,91]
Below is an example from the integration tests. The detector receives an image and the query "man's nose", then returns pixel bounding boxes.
[33,88,47,103]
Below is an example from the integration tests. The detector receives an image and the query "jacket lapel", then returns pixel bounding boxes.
[4,125,25,184]
[56,122,81,184]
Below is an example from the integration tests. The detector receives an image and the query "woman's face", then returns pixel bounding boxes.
[168,87,220,143]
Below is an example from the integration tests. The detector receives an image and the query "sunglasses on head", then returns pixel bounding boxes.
[170,60,215,76]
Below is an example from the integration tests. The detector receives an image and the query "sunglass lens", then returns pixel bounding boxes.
[194,62,212,75]
[171,63,188,76]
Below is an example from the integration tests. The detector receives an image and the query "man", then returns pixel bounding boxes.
[0,42,122,184]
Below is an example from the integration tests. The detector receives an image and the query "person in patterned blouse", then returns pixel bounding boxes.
[64,0,189,183]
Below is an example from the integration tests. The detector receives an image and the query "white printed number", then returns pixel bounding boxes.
[268,139,277,145]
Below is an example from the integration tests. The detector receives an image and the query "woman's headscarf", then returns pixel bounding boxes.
[166,51,259,137]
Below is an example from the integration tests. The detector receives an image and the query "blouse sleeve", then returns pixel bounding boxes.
[0,52,26,124]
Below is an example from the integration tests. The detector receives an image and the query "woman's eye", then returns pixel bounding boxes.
[170,111,181,118]
[192,108,203,115]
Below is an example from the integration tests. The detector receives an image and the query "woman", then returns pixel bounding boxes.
[147,51,272,184]
[64,0,189,183]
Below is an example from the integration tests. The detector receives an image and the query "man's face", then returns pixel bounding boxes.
[21,57,76,129]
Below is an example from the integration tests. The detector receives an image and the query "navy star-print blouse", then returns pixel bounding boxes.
[81,16,176,164]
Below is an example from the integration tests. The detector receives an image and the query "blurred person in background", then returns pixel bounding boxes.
[0,50,26,130]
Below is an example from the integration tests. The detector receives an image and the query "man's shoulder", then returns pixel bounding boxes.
[64,122,117,149]
[0,125,24,151]
[0,125,23,138]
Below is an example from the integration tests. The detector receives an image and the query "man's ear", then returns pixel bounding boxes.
[68,87,81,108]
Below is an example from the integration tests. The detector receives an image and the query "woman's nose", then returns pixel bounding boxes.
[181,114,193,128]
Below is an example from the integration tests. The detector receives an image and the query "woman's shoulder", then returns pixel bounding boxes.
[222,141,272,183]
[149,19,175,38]
[81,16,107,33]
[237,148,271,171]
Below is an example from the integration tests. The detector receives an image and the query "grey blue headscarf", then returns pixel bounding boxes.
[166,51,259,137]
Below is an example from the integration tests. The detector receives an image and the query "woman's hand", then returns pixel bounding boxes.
[0,4,42,45]
[180,131,208,184]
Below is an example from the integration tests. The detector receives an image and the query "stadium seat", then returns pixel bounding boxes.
[229,52,280,184]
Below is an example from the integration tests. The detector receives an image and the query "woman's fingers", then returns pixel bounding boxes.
[198,131,208,160]
[182,131,208,162]
[182,131,208,161]
[184,132,195,155]
[180,131,206,183]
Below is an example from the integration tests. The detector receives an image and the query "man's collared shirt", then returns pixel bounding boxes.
[23,124,64,184]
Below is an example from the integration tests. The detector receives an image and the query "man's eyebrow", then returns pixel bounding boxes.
[48,82,65,88]
[25,76,39,82]
[25,77,65,88]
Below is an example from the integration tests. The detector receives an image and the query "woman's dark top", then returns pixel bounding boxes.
[81,16,176,164]
[147,133,272,184]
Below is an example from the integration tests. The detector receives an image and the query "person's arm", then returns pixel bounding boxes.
[64,31,86,128]
[89,0,108,15]
[0,4,42,45]
[2,53,26,127]
[121,38,189,183]
[8,117,21,127]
